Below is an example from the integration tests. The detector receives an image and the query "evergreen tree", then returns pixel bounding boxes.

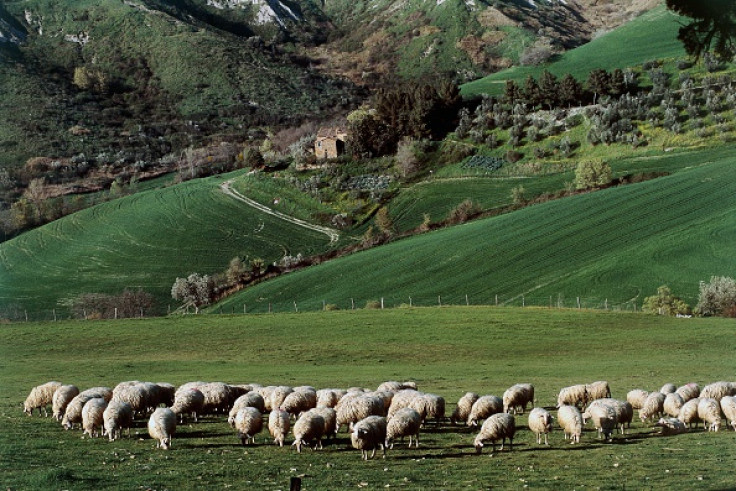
[538,70,559,110]
[504,79,522,104]
[587,69,611,105]
[609,68,626,96]
[559,74,583,107]
[524,75,542,108]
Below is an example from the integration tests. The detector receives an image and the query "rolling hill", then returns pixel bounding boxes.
[212,149,736,313]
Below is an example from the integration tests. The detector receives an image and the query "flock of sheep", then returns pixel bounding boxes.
[22,379,736,459]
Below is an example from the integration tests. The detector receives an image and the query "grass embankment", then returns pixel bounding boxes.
[461,6,687,98]
[0,171,338,317]
[215,155,736,314]
[1,307,735,489]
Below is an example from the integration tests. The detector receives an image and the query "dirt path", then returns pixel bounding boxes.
[220,179,340,244]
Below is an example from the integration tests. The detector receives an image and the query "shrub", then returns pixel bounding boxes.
[574,160,612,190]
[323,303,340,311]
[505,150,523,163]
[365,300,382,309]
[642,286,691,316]
[446,199,481,225]
[695,276,736,316]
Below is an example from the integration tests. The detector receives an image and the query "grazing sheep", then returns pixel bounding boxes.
[376,381,403,392]
[675,383,700,402]
[719,396,736,431]
[503,384,535,414]
[678,398,701,428]
[199,382,238,415]
[451,392,479,425]
[626,389,649,410]
[103,401,133,441]
[409,393,445,426]
[474,413,515,454]
[154,383,176,408]
[316,389,342,409]
[697,398,721,432]
[527,408,553,445]
[82,398,108,438]
[583,403,617,441]
[654,417,688,436]
[639,392,666,423]
[148,408,176,450]
[256,386,277,411]
[52,385,80,422]
[369,391,394,414]
[281,389,317,417]
[385,407,421,448]
[310,407,338,442]
[585,381,611,402]
[268,408,290,447]
[700,381,735,401]
[557,385,588,409]
[336,394,384,432]
[228,392,267,427]
[62,387,113,430]
[292,410,325,453]
[171,388,205,423]
[270,386,294,412]
[234,407,263,445]
[659,383,677,395]
[24,381,63,416]
[112,385,148,416]
[386,390,420,419]
[663,393,685,418]
[351,415,388,460]
[586,399,632,434]
[467,395,503,427]
[557,405,583,444]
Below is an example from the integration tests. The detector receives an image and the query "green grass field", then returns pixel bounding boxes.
[1,307,735,489]
[0,171,339,317]
[215,153,736,314]
[461,6,687,98]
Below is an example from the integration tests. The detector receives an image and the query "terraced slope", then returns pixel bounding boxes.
[214,155,736,313]
[0,172,339,316]
[461,6,686,98]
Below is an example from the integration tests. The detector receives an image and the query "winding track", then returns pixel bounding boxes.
[220,179,340,244]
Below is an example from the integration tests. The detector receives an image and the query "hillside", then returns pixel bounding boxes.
[213,150,736,313]
[0,171,343,318]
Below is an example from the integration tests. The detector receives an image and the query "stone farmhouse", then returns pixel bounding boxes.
[314,127,347,159]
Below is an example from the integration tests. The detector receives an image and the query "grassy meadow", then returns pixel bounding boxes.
[1,307,735,489]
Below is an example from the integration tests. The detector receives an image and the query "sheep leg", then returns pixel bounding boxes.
[370,448,376,459]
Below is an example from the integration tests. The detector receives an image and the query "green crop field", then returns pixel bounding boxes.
[1,307,735,489]
[0,171,340,317]
[215,153,736,314]
[461,6,687,98]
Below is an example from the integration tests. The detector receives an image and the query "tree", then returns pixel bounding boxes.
[666,0,736,60]
[695,276,736,316]
[574,160,612,189]
[171,273,215,313]
[538,70,559,110]
[609,68,626,96]
[374,207,394,236]
[587,69,611,105]
[559,74,583,107]
[524,75,542,108]
[643,286,691,316]
[395,139,421,178]
[241,147,264,169]
[504,80,523,104]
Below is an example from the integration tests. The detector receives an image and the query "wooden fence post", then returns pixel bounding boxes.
[438,295,442,306]
[53,309,57,322]
[351,298,355,310]
[576,297,581,309]
[466,294,469,306]
[522,295,525,307]
[409,296,412,307]
[294,301,298,313]
[381,297,384,309]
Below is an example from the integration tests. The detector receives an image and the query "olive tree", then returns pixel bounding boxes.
[695,275,736,316]
[171,273,215,314]
[574,160,612,190]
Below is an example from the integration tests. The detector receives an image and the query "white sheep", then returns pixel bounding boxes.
[199,382,239,415]
[292,410,325,453]
[316,389,342,408]
[585,381,611,402]
[52,385,80,422]
[467,395,503,426]
[719,396,736,431]
[450,392,479,425]
[82,398,108,438]
[503,384,534,414]
[663,392,685,418]
[586,399,632,434]
[583,403,617,441]
[270,386,294,412]
[474,413,515,454]
[639,392,665,422]
[268,408,290,446]
[62,387,113,430]
[351,415,387,460]
[369,390,394,414]
[527,407,553,445]
[171,388,205,423]
[409,393,445,426]
[228,392,266,427]
[675,382,700,402]
[24,381,63,416]
[256,386,277,411]
[557,385,587,409]
[111,384,148,416]
[557,405,583,444]
[234,407,263,445]
[697,398,721,432]
[386,390,420,419]
[148,407,176,450]
[336,394,384,432]
[626,389,649,410]
[385,407,421,448]
[103,401,133,441]
[310,407,338,442]
[678,398,701,428]
[700,381,735,401]
[654,417,687,436]
[281,389,317,418]
[376,381,404,392]
[659,383,677,394]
